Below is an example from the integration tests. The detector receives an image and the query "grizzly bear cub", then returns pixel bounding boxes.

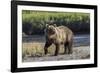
[44,24,73,56]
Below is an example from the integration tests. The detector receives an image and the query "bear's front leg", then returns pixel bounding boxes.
[44,42,52,55]
[54,44,60,56]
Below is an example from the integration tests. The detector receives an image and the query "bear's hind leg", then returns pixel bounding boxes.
[64,42,68,54]
[68,42,73,54]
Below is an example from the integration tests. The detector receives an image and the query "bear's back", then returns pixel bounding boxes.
[58,26,72,34]
[55,26,73,43]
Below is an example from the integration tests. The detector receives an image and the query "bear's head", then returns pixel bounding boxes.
[45,24,57,35]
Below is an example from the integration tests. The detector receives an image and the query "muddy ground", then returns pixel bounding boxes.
[23,46,90,62]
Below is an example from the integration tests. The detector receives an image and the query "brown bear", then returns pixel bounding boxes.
[44,24,73,56]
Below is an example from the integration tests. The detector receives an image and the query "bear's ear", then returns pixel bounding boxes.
[53,24,57,27]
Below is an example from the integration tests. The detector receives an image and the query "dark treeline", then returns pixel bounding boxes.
[22,10,90,35]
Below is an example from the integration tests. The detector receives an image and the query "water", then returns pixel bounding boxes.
[74,34,90,46]
[23,34,90,47]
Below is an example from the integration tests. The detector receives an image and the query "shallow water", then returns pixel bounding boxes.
[23,34,90,47]
[74,34,90,46]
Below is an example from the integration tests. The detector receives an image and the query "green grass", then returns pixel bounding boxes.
[22,10,90,35]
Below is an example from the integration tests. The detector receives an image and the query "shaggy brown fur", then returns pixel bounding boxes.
[44,24,73,56]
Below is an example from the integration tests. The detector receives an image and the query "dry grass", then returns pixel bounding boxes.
[22,42,65,58]
[22,42,90,62]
